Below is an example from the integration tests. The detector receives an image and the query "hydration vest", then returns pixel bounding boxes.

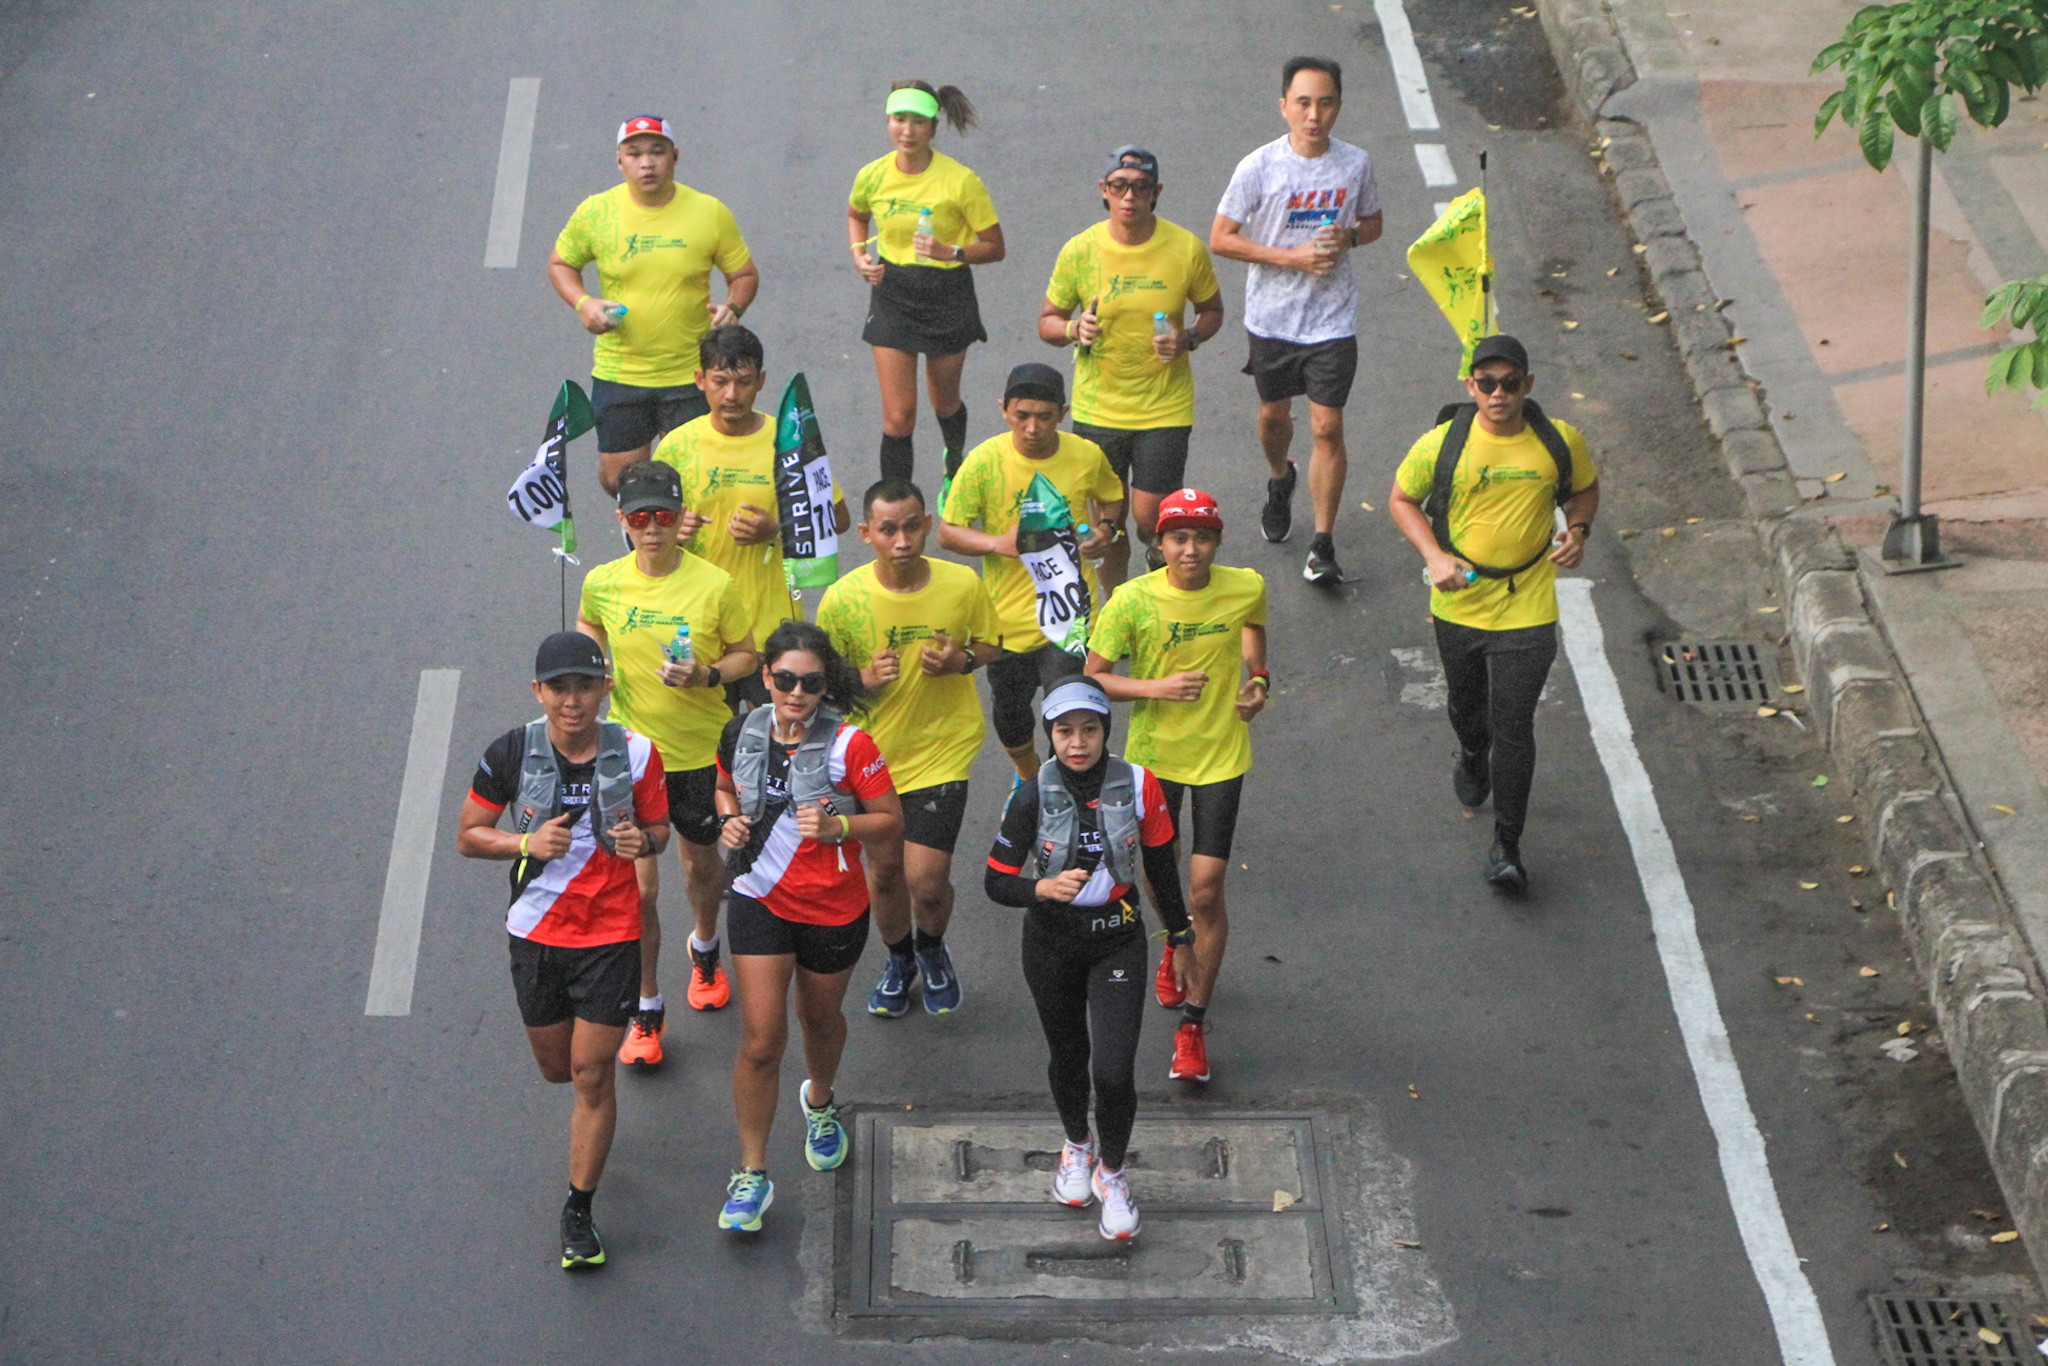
[731,706,846,822]
[1423,398,1574,585]
[512,719,635,856]
[1033,757,1141,890]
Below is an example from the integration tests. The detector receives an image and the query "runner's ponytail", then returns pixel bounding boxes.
[891,78,978,134]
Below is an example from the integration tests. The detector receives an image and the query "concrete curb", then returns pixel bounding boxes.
[1536,0,2048,1289]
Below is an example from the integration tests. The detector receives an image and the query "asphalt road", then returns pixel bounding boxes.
[0,2,2027,1362]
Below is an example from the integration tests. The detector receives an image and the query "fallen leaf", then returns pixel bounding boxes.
[1264,954,1282,963]
[1888,891,1897,909]
[1897,1022,1914,1035]
[1633,243,1648,253]
[1607,266,1620,277]
[1359,500,1376,511]
[1973,1209,2004,1222]
[1562,320,1580,330]
[1392,1239,1423,1249]
[1724,336,1748,347]
[1861,966,1880,977]
[1619,528,1641,538]
[2032,1313,2047,1328]
[1647,310,1669,323]
[1757,706,1780,717]
[1873,482,1892,495]
[1808,1013,1821,1022]
[1993,1230,2021,1244]
[1686,517,1702,524]
[1273,1190,1297,1211]
[1241,862,1248,869]
[1872,1222,1890,1232]
[1824,471,1847,484]
[1571,391,1587,399]
[1757,605,1781,613]
[1980,1328,2008,1349]
[1994,804,2018,816]
[1881,1038,1920,1062]
[1781,683,1806,694]
[1850,865,1867,876]
[1895,1151,1909,1168]
[1851,897,1865,910]
[1837,814,1855,823]
[1799,880,1819,890]
[1660,527,1677,537]
[1740,813,1762,822]
[1775,975,1804,985]
[1408,1083,1420,1099]
[1812,774,1829,786]
[1621,350,1638,359]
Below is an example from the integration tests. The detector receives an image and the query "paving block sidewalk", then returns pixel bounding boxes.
[1539,0,2048,1292]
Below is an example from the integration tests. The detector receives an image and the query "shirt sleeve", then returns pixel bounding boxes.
[1353,150,1381,219]
[849,160,880,214]
[1090,587,1133,662]
[635,743,671,825]
[965,576,1000,646]
[1187,237,1221,303]
[942,451,984,526]
[469,730,522,811]
[1088,448,1127,504]
[1246,572,1269,628]
[1136,768,1177,847]
[1215,153,1261,225]
[1561,422,1598,492]
[712,199,752,274]
[553,199,595,270]
[984,781,1040,887]
[814,584,855,662]
[716,576,751,652]
[576,569,605,634]
[1046,238,1082,310]
[841,728,895,800]
[958,166,999,231]
[1395,425,1450,502]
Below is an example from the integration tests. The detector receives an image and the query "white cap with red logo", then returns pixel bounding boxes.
[616,115,675,146]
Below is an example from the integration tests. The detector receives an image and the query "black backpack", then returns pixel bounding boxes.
[1422,398,1574,581]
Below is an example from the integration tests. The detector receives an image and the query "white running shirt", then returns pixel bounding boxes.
[1215,135,1379,345]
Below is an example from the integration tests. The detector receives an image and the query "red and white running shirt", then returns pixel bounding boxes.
[717,715,894,926]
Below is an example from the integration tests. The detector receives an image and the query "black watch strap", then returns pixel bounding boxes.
[1166,928,1196,947]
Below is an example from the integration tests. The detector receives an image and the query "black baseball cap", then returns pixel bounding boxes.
[534,631,608,681]
[1469,334,1531,372]
[1004,362,1066,406]
[1102,145,1159,181]
[617,459,683,514]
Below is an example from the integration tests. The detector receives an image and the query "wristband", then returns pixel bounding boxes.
[1248,670,1271,691]
[574,294,590,310]
[1065,318,1078,344]
[519,832,531,857]
[837,814,851,842]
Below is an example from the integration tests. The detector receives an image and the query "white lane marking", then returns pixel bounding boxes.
[1433,201,1453,219]
[482,78,541,268]
[1373,0,1442,131]
[1557,579,1837,1366]
[365,670,463,1016]
[1415,144,1459,187]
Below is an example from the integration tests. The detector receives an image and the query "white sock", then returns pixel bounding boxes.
[690,934,719,955]
[639,994,663,1013]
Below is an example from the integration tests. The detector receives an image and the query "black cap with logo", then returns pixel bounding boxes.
[534,631,608,682]
[617,460,683,514]
[1003,361,1067,406]
[1469,334,1531,373]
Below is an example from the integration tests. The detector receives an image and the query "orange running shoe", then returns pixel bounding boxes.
[1168,1020,1210,1082]
[1154,942,1186,1009]
[618,1009,665,1067]
[688,946,731,1011]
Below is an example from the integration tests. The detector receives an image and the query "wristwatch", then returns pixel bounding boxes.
[1166,928,1196,947]
[702,665,723,689]
[1568,521,1593,538]
[959,649,981,675]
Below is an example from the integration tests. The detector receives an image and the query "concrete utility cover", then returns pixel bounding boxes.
[846,1111,1354,1321]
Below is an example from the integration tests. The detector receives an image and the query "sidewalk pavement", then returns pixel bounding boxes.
[1538,0,2048,1292]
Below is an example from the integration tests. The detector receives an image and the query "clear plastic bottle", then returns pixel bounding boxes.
[915,207,934,262]
[665,620,692,670]
[1153,311,1171,337]
[604,303,627,326]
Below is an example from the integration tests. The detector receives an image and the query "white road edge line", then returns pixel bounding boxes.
[365,669,463,1016]
[1557,578,1837,1366]
[1415,144,1459,188]
[482,78,541,269]
[1372,0,1442,131]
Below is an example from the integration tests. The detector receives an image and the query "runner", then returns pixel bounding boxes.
[847,80,1005,485]
[655,324,849,711]
[817,477,1002,1019]
[576,461,759,1057]
[1210,58,1383,585]
[455,632,671,1271]
[983,675,1192,1240]
[714,622,903,1233]
[1040,146,1224,587]
[550,115,758,494]
[939,363,1124,781]
[1085,490,1267,1084]
[1386,334,1599,891]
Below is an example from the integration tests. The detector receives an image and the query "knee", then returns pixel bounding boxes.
[737,1025,788,1072]
[538,1060,572,1085]
[1257,402,1291,430]
[1091,1071,1136,1110]
[569,1056,615,1104]
[908,870,950,911]
[869,855,907,897]
[1310,410,1344,443]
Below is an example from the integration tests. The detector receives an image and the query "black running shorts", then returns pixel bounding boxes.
[590,377,710,454]
[987,644,1086,748]
[1073,423,1193,498]
[508,935,640,1029]
[1242,333,1358,408]
[1156,774,1245,861]
[726,894,872,975]
[664,764,720,847]
[898,780,970,853]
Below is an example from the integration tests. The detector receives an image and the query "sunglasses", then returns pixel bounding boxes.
[623,508,679,528]
[1471,373,1528,395]
[770,669,827,695]
[1102,178,1156,198]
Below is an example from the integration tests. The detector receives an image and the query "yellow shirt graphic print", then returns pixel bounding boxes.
[579,552,752,769]
[849,151,999,267]
[1046,218,1219,429]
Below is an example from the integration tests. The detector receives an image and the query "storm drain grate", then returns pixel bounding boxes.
[1870,1295,2035,1364]
[1656,639,1781,708]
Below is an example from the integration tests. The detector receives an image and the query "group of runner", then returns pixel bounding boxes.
[460,54,1600,1271]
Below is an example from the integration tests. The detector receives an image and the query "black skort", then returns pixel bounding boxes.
[727,894,872,975]
[1072,423,1192,498]
[591,377,710,454]
[1242,333,1358,408]
[508,935,640,1029]
[863,262,987,356]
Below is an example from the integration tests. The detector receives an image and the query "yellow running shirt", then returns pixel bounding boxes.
[1394,417,1598,632]
[554,183,752,387]
[849,151,999,268]
[655,414,841,650]
[1089,566,1267,785]
[942,431,1125,653]
[579,552,752,770]
[1046,218,1220,429]
[816,559,1000,793]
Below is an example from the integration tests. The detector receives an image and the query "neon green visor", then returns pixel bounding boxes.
[885,88,941,120]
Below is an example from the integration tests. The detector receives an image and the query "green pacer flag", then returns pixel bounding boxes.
[773,372,839,589]
[506,380,596,557]
[1015,470,1091,655]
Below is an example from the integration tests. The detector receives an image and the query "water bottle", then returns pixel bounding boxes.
[604,303,627,325]
[1153,311,1171,337]
[665,620,692,667]
[916,207,934,261]
[1423,568,1479,586]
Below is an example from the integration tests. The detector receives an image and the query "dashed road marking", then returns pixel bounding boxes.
[1373,0,1442,131]
[482,78,541,269]
[365,669,462,1016]
[1414,144,1459,187]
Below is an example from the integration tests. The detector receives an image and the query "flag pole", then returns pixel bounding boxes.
[1479,150,1493,336]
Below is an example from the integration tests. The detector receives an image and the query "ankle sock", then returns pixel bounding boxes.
[912,927,944,952]
[566,1185,594,1214]
[690,934,719,956]
[885,932,915,961]
[880,432,915,481]
[1181,1002,1209,1028]
[638,994,664,1013]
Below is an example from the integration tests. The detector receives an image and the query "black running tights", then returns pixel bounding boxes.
[1433,618,1558,845]
[1020,916,1147,1170]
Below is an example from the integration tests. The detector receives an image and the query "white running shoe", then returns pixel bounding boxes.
[1053,1136,1096,1207]
[1092,1164,1140,1240]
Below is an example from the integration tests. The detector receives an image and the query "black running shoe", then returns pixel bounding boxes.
[1262,462,1298,543]
[561,1201,606,1271]
[1485,838,1528,895]
[1303,541,1343,586]
[1453,748,1492,808]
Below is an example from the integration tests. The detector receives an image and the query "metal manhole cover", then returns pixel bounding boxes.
[1656,638,1781,708]
[1870,1295,2036,1364]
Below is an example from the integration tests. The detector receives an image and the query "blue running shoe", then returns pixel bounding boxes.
[719,1169,773,1232]
[915,941,962,1015]
[800,1079,849,1171]
[868,953,913,1018]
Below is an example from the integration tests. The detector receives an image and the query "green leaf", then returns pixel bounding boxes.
[1813,775,1830,787]
[1813,40,1854,74]
[1988,43,2028,92]
[1986,345,2019,395]
[1991,77,2013,127]
[1904,39,1938,72]
[2022,33,2048,87]
[1984,280,2022,329]
[1924,91,1959,150]
[1894,59,1934,112]
[1860,97,1896,169]
[1888,85,1925,136]
[1816,89,1845,134]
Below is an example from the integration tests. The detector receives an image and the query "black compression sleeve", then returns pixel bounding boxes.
[1142,839,1191,935]
[984,781,1041,908]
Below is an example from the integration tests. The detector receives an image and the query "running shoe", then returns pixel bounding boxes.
[561,1200,605,1270]
[687,945,730,1011]
[916,941,962,1015]
[1053,1136,1096,1207]
[1303,539,1344,586]
[800,1079,849,1171]
[1169,1020,1211,1082]
[719,1169,774,1232]
[617,1009,665,1067]
[1452,747,1492,809]
[1485,838,1528,895]
[868,953,914,1018]
[1092,1165,1140,1240]
[1262,461,1298,543]
[1154,941,1186,1009]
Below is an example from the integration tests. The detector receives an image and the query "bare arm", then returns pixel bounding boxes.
[937,223,1005,267]
[832,498,852,535]
[1235,623,1269,722]
[939,518,1017,559]
[1387,478,1474,592]
[1210,213,1319,273]
[1550,481,1601,569]
[707,632,758,691]
[548,249,618,334]
[710,259,760,327]
[848,207,885,285]
[1084,649,1206,702]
